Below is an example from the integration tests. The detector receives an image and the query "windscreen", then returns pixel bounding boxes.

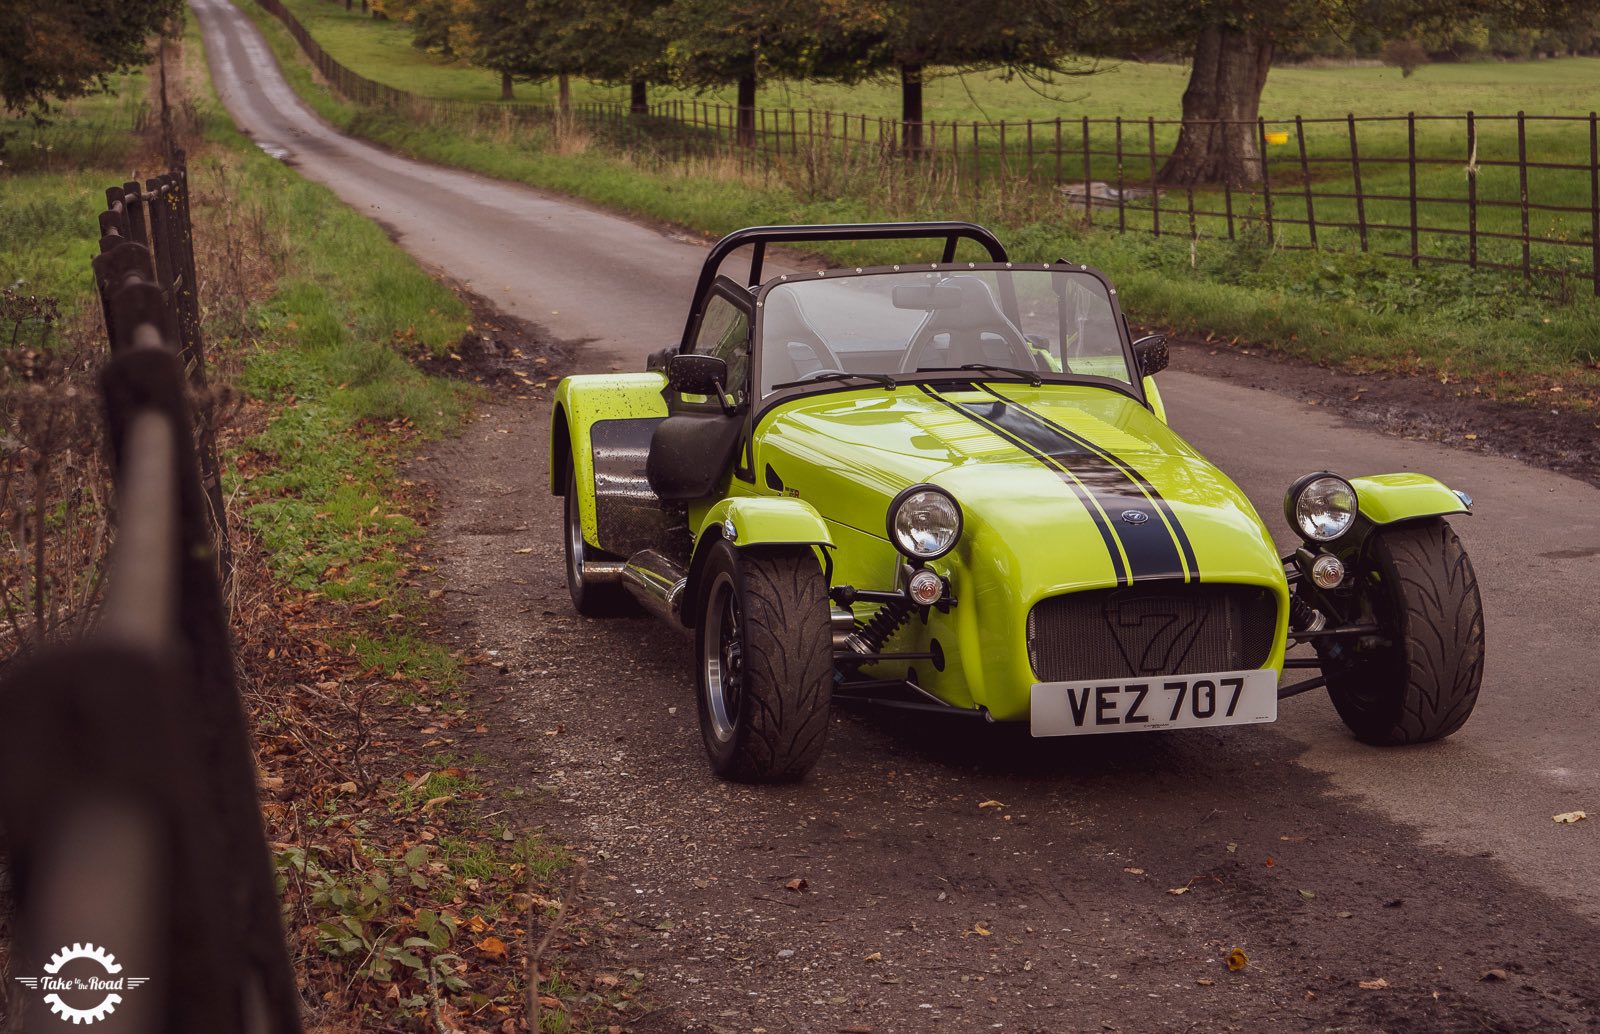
[757,268,1131,396]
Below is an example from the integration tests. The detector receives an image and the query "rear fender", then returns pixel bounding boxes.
[683,498,834,628]
[551,373,669,548]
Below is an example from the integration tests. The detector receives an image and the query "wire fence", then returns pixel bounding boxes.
[258,0,1600,295]
[0,155,302,1033]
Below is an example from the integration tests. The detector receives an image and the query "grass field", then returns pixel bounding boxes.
[236,0,1600,406]
[273,0,1600,119]
[273,0,1600,279]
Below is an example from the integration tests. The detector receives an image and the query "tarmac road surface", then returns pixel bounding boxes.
[194,0,1600,1028]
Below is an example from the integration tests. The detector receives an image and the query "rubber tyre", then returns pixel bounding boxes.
[563,468,630,617]
[695,539,833,782]
[1322,519,1485,745]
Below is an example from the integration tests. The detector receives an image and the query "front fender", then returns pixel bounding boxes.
[683,498,834,628]
[1352,473,1470,525]
[698,497,835,549]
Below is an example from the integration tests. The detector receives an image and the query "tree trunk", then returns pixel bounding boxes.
[631,78,648,115]
[1158,24,1274,188]
[500,71,514,101]
[900,63,924,156]
[736,73,756,148]
[558,73,571,115]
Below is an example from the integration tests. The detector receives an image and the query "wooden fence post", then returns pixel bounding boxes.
[1517,110,1530,280]
[1347,113,1368,251]
[1081,117,1092,223]
[1590,112,1599,296]
[1258,117,1274,243]
[1295,115,1317,248]
[1147,117,1160,237]
[1467,111,1478,271]
[1055,116,1063,188]
[1115,116,1126,233]
[1407,112,1420,268]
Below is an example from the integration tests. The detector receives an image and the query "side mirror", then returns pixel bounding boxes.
[645,345,677,372]
[667,353,729,396]
[1132,335,1168,378]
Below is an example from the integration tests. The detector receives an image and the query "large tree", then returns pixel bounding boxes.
[653,0,865,146]
[1,0,181,118]
[553,0,668,114]
[855,0,1086,153]
[1089,0,1587,187]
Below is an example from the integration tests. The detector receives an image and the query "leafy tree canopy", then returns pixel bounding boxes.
[1,0,181,118]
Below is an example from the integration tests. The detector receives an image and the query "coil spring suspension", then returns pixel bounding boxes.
[845,598,913,655]
[1289,594,1325,633]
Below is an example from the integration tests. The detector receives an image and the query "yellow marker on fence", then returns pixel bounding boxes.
[1264,131,1289,145]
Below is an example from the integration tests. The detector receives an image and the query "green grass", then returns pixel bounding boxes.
[1,77,162,303]
[230,0,1600,399]
[167,9,473,681]
[273,0,1600,120]
[269,0,1600,279]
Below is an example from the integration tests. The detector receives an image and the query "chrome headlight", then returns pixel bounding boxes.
[1284,472,1359,543]
[888,485,962,560]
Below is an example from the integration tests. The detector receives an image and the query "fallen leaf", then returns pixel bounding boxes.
[513,547,534,554]
[537,994,561,1008]
[1480,968,1508,982]
[1225,842,1238,854]
[1553,810,1587,824]
[1359,978,1390,990]
[978,800,1005,809]
[969,923,992,937]
[862,951,882,962]
[1167,886,1190,896]
[465,915,491,934]
[1264,856,1276,868]
[784,878,808,892]
[1464,433,1479,441]
[475,936,508,959]
[1225,948,1249,972]
[1122,867,1145,876]
[1298,889,1316,900]
[1279,835,1305,843]
[1196,977,1215,987]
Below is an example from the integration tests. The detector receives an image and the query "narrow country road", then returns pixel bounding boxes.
[193,0,1600,1029]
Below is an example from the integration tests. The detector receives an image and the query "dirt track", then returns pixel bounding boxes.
[192,0,1600,1028]
[418,373,1600,1032]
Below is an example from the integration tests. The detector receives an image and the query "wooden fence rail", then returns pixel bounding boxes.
[259,0,1600,295]
[0,156,301,1033]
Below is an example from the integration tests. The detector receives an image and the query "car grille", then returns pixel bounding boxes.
[1026,582,1278,682]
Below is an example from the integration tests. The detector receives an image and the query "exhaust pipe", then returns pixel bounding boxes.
[621,549,689,631]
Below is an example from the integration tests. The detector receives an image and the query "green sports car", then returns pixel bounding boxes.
[551,222,1485,782]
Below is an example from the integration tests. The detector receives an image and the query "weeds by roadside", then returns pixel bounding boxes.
[1,17,616,1031]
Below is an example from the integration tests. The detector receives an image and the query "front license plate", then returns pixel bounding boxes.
[1030,669,1278,737]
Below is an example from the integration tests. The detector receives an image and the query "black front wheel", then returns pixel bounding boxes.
[695,539,833,782]
[1320,519,1485,745]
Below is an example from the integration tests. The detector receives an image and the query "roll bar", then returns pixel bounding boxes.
[678,221,1009,350]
